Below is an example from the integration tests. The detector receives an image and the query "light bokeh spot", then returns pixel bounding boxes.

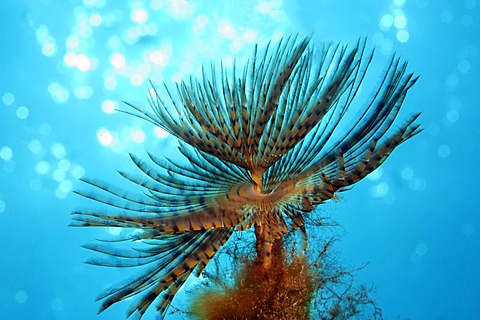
[438,145,450,158]
[415,243,429,255]
[16,106,29,119]
[131,128,146,143]
[15,291,28,303]
[51,143,67,159]
[102,100,118,113]
[370,182,390,198]
[0,146,13,161]
[97,128,114,146]
[51,298,64,311]
[2,92,15,105]
[48,83,70,104]
[366,168,383,181]
[154,126,169,138]
[29,140,42,154]
[70,164,85,179]
[35,161,51,175]
[110,53,127,69]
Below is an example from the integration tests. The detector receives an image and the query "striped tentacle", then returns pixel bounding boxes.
[261,41,371,193]
[73,36,422,319]
[122,36,312,176]
[88,227,233,319]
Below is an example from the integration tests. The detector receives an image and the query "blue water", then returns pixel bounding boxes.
[1,0,478,319]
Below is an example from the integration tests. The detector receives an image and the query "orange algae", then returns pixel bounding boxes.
[191,242,316,320]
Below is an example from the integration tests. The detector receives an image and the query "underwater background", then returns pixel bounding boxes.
[0,0,478,319]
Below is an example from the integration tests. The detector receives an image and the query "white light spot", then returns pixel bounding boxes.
[63,52,76,67]
[42,42,56,57]
[269,10,287,22]
[53,169,66,182]
[193,14,209,34]
[383,193,396,205]
[48,82,69,104]
[66,35,80,51]
[89,13,103,26]
[29,140,42,154]
[462,223,475,236]
[74,86,93,99]
[39,123,52,136]
[97,128,114,146]
[15,291,28,303]
[151,0,164,10]
[131,128,146,143]
[131,8,148,24]
[380,38,394,54]
[458,60,470,73]
[172,72,184,82]
[394,15,408,29]
[370,182,389,197]
[410,252,422,264]
[51,143,67,159]
[446,109,459,123]
[167,0,194,19]
[70,164,85,179]
[83,0,107,8]
[367,168,383,181]
[154,126,169,138]
[218,20,236,39]
[461,14,474,27]
[445,74,459,90]
[409,178,427,191]
[16,106,29,119]
[394,0,406,6]
[149,51,169,67]
[401,167,414,180]
[380,14,394,30]
[230,38,244,53]
[0,200,5,212]
[55,187,68,199]
[130,73,145,86]
[396,29,410,43]
[221,55,234,68]
[146,22,158,35]
[35,161,51,175]
[58,159,71,171]
[108,227,122,235]
[243,30,258,43]
[51,298,64,311]
[35,24,49,42]
[110,53,126,69]
[415,243,429,255]
[256,0,274,13]
[76,54,93,72]
[441,10,453,23]
[2,92,15,105]
[438,145,450,158]
[107,36,122,50]
[101,100,117,113]
[0,146,13,161]
[59,179,73,193]
[104,75,117,91]
[465,0,476,9]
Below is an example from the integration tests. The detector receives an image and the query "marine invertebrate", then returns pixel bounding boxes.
[71,35,421,319]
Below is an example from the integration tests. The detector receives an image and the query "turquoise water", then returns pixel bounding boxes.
[1,0,478,319]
